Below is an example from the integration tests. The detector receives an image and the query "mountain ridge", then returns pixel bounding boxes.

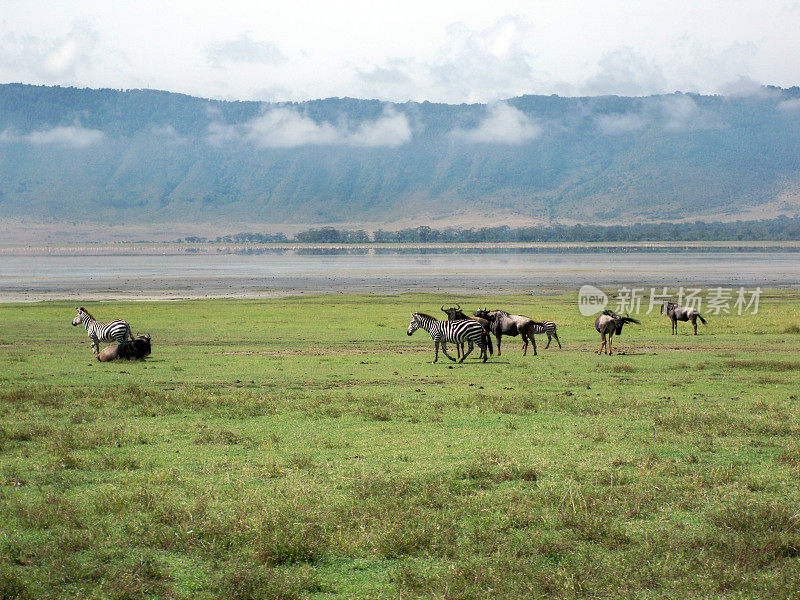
[1,83,799,229]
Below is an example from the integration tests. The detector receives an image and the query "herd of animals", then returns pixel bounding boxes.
[71,300,707,364]
[407,301,707,362]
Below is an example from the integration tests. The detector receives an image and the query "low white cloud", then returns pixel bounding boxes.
[594,112,649,134]
[717,76,773,98]
[206,33,286,67]
[450,103,541,144]
[591,95,724,135]
[243,108,339,147]
[0,125,105,147]
[346,111,412,147]
[207,107,412,148]
[659,95,722,131]
[777,98,800,112]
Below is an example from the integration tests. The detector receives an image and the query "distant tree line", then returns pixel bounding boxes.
[180,217,800,244]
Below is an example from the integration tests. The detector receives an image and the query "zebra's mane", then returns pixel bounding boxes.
[414,312,437,321]
[78,306,96,320]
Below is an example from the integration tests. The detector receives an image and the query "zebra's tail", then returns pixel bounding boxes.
[697,314,707,325]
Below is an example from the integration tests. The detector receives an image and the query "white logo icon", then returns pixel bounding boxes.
[578,285,608,316]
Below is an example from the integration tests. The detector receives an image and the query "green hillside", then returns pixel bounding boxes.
[1,84,799,224]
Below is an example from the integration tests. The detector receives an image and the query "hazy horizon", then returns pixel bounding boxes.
[3,2,800,103]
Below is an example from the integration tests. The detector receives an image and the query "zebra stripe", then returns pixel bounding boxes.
[73,307,133,353]
[407,312,488,363]
[529,320,557,336]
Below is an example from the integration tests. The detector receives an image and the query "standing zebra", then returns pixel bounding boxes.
[529,320,562,349]
[407,313,489,363]
[72,307,134,354]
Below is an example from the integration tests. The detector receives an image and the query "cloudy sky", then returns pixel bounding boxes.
[2,1,800,103]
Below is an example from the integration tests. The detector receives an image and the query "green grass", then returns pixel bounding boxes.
[1,292,799,599]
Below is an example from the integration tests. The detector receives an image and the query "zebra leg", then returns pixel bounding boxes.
[442,340,456,362]
[544,334,551,349]
[433,341,439,363]
[440,341,457,362]
[555,333,562,349]
[459,340,474,363]
[91,335,100,354]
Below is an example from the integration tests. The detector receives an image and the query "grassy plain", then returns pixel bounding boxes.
[1,292,799,599]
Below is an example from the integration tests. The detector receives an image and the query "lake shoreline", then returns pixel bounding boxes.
[1,250,797,303]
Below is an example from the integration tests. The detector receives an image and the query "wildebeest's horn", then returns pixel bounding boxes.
[455,304,460,310]
[441,305,447,313]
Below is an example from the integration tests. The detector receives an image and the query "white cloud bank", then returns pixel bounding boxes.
[777,98,800,112]
[207,107,412,148]
[0,125,105,147]
[593,95,724,135]
[451,103,541,144]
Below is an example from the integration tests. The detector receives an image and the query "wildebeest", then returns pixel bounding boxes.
[97,334,151,362]
[661,301,707,335]
[595,310,640,355]
[407,313,489,363]
[474,308,543,356]
[441,304,493,359]
[73,306,134,354]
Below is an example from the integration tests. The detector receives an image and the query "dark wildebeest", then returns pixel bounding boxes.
[661,301,707,335]
[474,308,542,356]
[97,334,151,362]
[441,304,493,359]
[595,310,640,355]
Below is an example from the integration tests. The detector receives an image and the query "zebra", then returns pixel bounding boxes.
[440,305,493,359]
[529,320,562,349]
[72,306,134,354]
[407,312,489,363]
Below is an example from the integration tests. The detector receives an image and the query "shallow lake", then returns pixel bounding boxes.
[0,250,797,301]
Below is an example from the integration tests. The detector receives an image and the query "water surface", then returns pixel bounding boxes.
[0,251,796,301]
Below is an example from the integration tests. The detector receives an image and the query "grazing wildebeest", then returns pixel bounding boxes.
[97,334,152,362]
[72,306,134,354]
[441,304,493,359]
[595,310,640,355]
[407,313,489,363]
[474,308,542,356]
[661,301,707,335]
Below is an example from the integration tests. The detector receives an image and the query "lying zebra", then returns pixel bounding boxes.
[72,306,135,354]
[407,313,489,363]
